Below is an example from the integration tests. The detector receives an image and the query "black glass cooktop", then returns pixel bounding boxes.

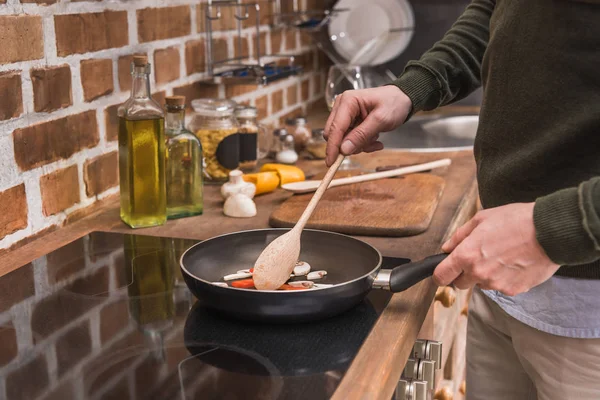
[0,232,409,400]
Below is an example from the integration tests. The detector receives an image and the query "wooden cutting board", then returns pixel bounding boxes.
[269,172,446,237]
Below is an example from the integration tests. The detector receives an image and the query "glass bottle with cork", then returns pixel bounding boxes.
[118,55,166,228]
[164,95,204,219]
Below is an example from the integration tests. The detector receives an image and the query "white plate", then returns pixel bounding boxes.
[328,0,414,66]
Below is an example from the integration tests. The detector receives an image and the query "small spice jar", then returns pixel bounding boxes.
[235,106,269,171]
[189,99,240,183]
[305,128,327,160]
[269,128,288,158]
[285,117,311,153]
[276,133,299,164]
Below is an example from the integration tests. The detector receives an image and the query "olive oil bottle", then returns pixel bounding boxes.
[118,55,166,228]
[164,96,204,219]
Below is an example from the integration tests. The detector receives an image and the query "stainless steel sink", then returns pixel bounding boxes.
[378,114,479,152]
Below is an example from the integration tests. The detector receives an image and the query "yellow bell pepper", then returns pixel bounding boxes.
[243,171,280,195]
[259,164,305,186]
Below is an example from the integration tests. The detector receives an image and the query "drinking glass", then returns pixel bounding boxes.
[325,65,365,170]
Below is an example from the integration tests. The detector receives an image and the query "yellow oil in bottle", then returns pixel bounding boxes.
[118,116,167,228]
[125,234,175,329]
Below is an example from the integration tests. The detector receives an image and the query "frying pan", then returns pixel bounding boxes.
[180,228,447,323]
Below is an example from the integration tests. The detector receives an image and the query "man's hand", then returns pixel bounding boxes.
[434,202,560,296]
[324,86,412,166]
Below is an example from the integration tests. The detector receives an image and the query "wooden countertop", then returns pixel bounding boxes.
[0,147,477,400]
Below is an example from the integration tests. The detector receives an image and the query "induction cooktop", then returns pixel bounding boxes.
[0,232,409,400]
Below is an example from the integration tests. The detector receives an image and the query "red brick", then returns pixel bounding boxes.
[0,323,18,367]
[154,47,180,84]
[117,54,136,92]
[137,6,191,43]
[54,11,128,56]
[104,103,120,142]
[287,84,298,107]
[233,36,250,60]
[297,51,314,72]
[153,91,167,110]
[225,84,257,98]
[300,32,312,48]
[45,239,85,286]
[5,354,49,400]
[173,82,220,111]
[271,29,284,54]
[0,263,34,313]
[272,89,283,113]
[201,6,236,32]
[255,31,267,57]
[255,95,268,120]
[243,1,273,28]
[0,184,27,240]
[100,300,130,344]
[285,29,297,51]
[31,64,72,113]
[212,38,228,62]
[83,151,118,197]
[0,16,44,64]
[40,165,80,216]
[0,71,23,120]
[314,72,323,95]
[185,39,205,75]
[31,267,109,340]
[301,79,310,101]
[56,320,91,376]
[13,110,99,171]
[81,59,113,102]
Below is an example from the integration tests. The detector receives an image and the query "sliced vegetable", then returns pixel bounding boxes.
[260,164,305,186]
[231,279,256,289]
[224,272,252,281]
[211,282,229,288]
[242,171,280,195]
[293,261,311,276]
[307,270,327,280]
[287,281,314,288]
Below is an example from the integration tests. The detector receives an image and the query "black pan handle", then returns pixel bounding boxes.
[388,253,449,293]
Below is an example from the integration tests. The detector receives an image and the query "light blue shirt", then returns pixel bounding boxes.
[482,276,600,339]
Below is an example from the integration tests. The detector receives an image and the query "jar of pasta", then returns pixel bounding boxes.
[189,99,240,183]
[235,106,269,171]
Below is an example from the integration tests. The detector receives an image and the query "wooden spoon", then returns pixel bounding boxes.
[253,154,346,290]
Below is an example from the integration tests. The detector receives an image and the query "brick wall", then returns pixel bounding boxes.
[0,0,329,250]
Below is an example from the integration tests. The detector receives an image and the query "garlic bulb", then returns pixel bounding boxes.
[221,170,256,200]
[223,193,257,218]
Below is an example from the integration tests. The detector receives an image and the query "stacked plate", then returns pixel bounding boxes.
[327,0,415,66]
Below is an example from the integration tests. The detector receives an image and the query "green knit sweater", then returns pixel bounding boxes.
[393,0,600,278]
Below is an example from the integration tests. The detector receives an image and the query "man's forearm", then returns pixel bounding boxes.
[391,0,495,117]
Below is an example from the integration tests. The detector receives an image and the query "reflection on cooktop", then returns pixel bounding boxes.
[0,232,408,400]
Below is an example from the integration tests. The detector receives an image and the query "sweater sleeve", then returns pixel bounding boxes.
[391,0,495,118]
[534,178,600,266]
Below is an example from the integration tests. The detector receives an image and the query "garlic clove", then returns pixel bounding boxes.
[288,281,314,288]
[293,261,311,276]
[223,272,252,281]
[313,283,334,289]
[237,269,252,274]
[307,270,327,280]
[223,193,257,218]
[211,282,229,288]
[221,170,256,199]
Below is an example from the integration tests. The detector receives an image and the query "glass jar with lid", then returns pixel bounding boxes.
[189,99,240,183]
[234,106,269,171]
[285,116,311,153]
[305,128,327,160]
